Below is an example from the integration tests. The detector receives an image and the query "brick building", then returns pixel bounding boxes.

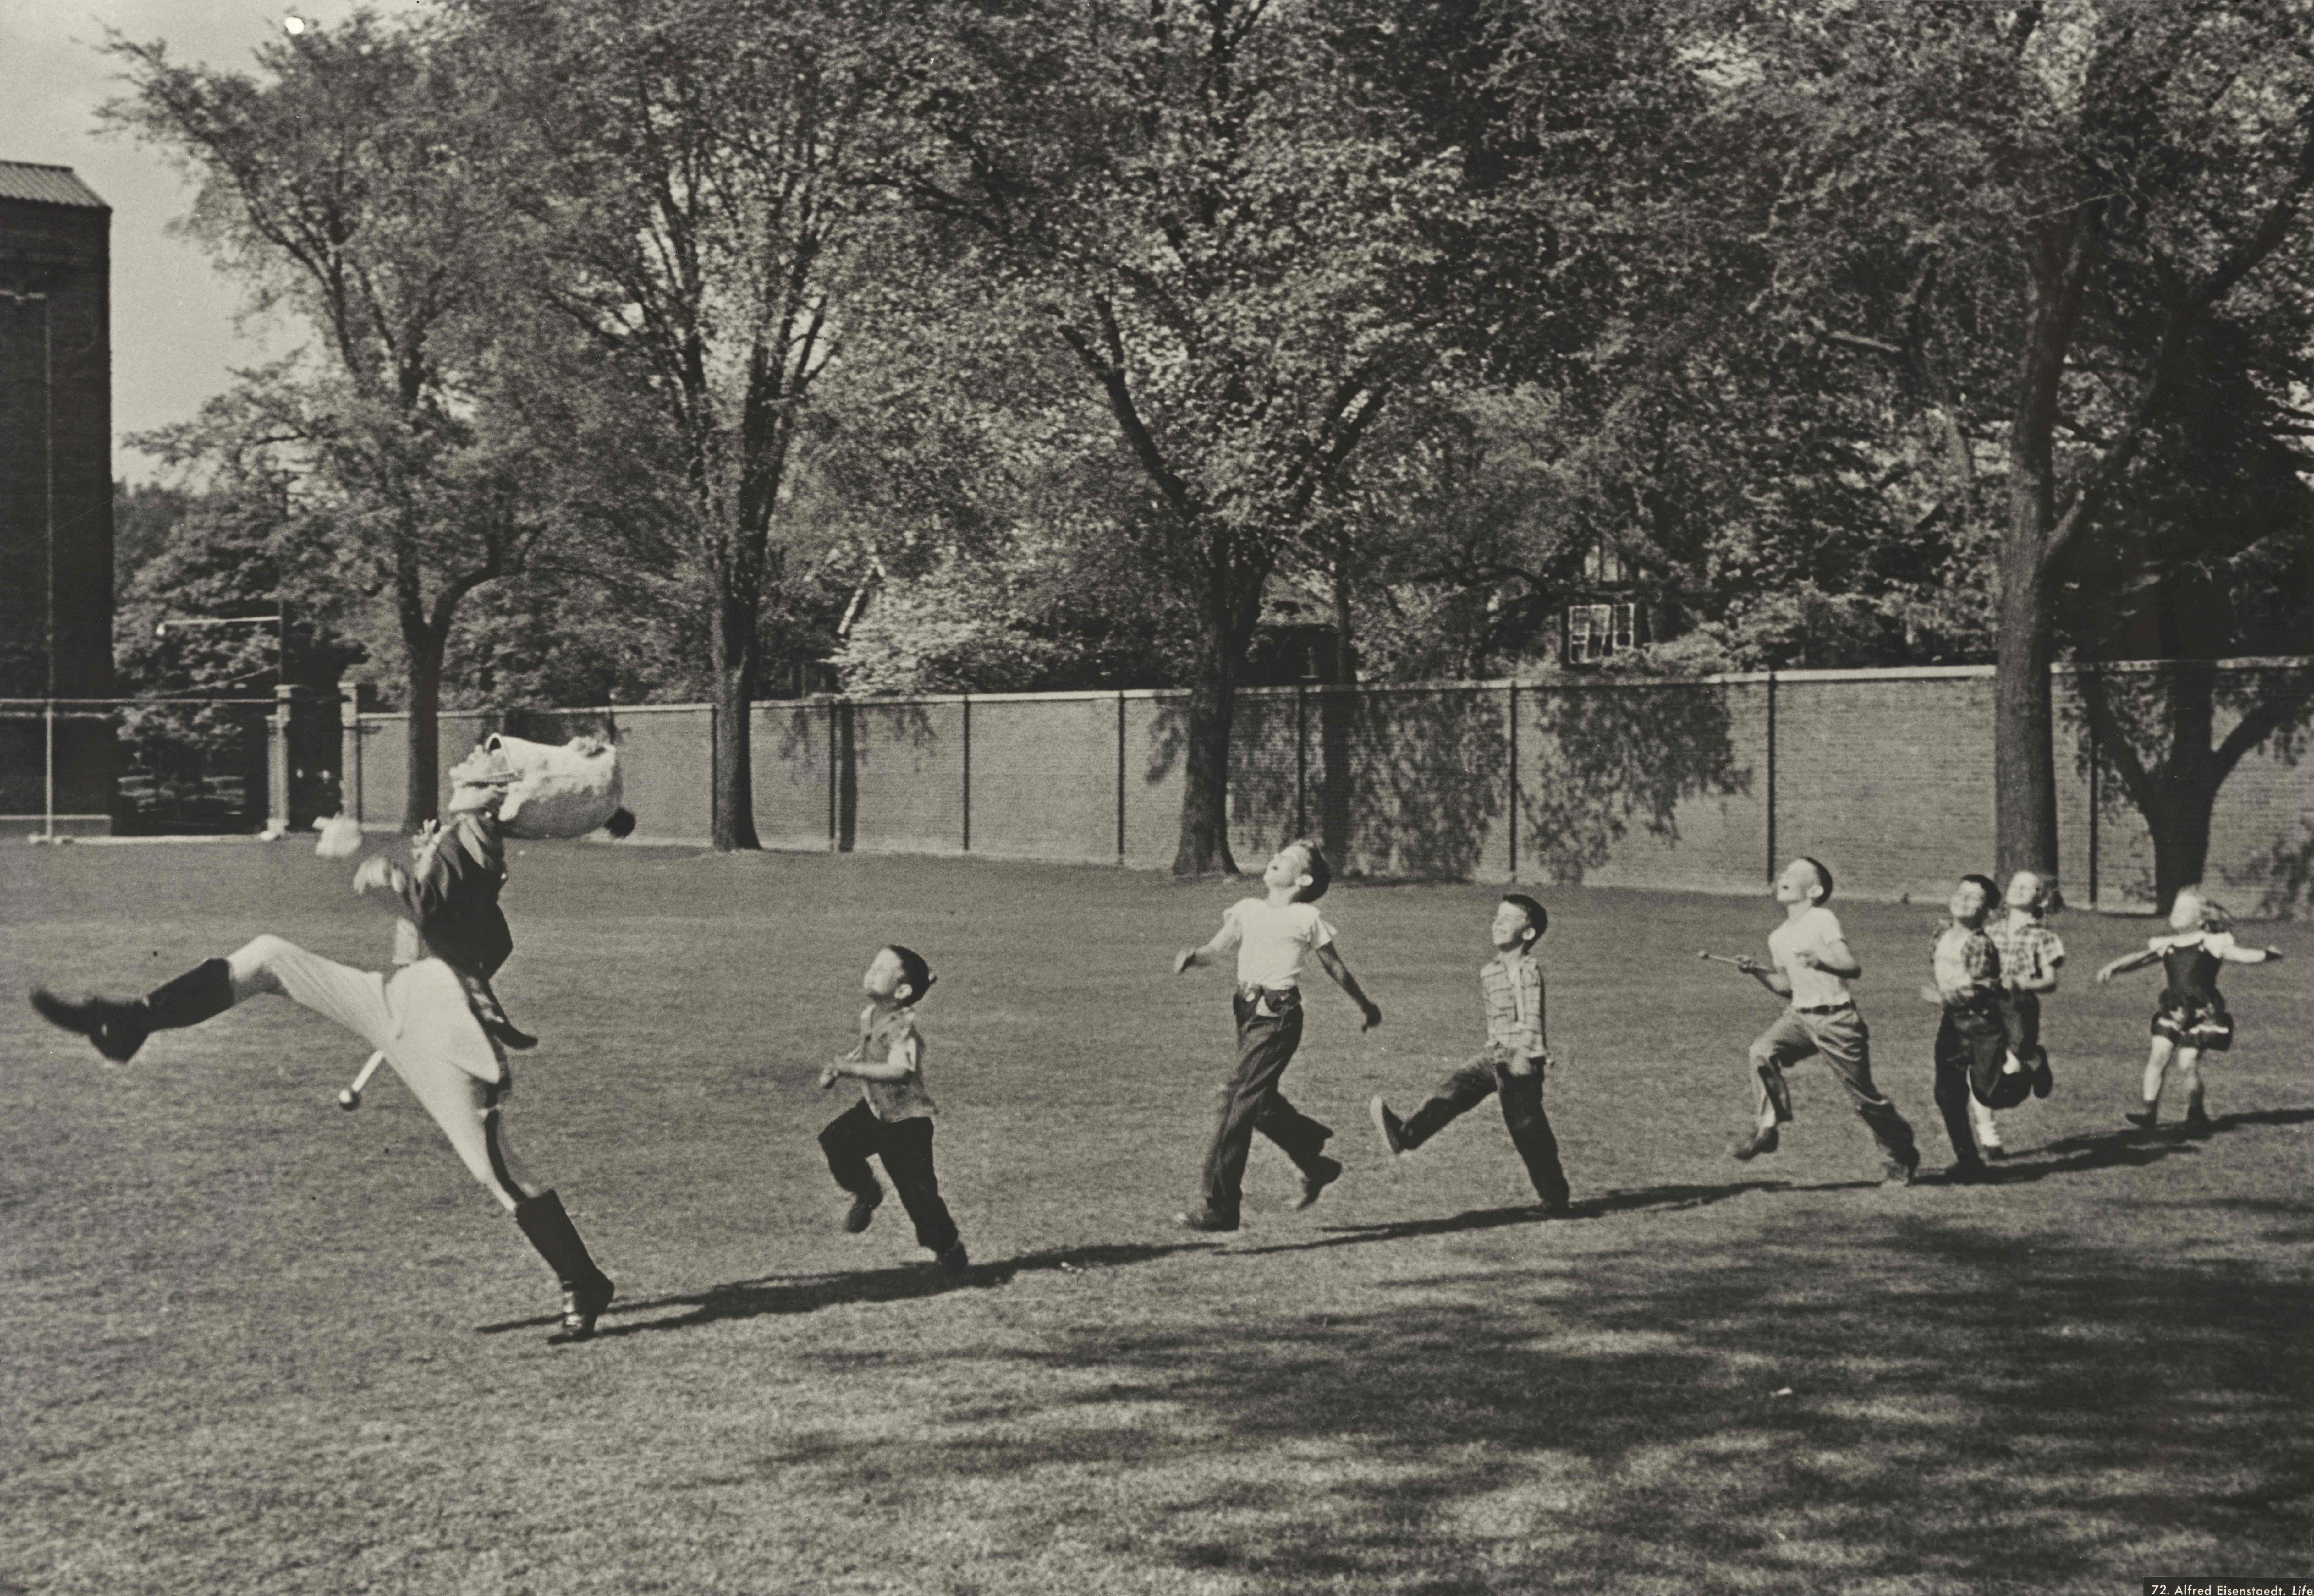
[1,161,113,826]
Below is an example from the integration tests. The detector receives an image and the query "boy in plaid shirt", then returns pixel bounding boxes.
[1986,872,2064,1091]
[1368,894,1570,1214]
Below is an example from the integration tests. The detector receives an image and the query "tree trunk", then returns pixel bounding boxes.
[1173,612,1240,876]
[708,584,763,852]
[2147,784,2215,917]
[1994,221,2091,886]
[1992,536,2059,885]
[402,621,445,833]
[2147,662,2218,914]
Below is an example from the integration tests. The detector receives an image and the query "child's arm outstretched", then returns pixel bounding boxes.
[1174,904,1248,975]
[1312,944,1383,1030]
[1732,956,1792,998]
[2219,939,2284,965]
[2096,947,2164,984]
[1173,926,1236,974]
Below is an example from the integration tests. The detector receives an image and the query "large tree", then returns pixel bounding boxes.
[2060,328,2314,910]
[888,0,1518,874]
[458,0,885,850]
[1707,0,2314,882]
[107,13,553,828]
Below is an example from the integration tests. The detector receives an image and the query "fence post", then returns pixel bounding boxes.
[340,693,362,825]
[1116,691,1127,863]
[1507,680,1519,882]
[1763,670,1778,882]
[265,684,294,837]
[1294,682,1307,838]
[961,694,972,853]
[827,698,839,852]
[2086,684,2100,911]
[41,697,55,843]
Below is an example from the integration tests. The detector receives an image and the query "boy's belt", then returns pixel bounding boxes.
[1237,984,1302,1016]
[1796,1001,1855,1015]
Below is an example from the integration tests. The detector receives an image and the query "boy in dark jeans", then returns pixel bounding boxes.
[1369,893,1570,1214]
[1172,840,1383,1232]
[818,944,966,1273]
[1921,874,2019,1182]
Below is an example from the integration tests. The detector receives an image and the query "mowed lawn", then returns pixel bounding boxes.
[3,841,2310,1596]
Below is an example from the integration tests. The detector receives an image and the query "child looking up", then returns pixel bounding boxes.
[1173,841,1382,1233]
[818,944,967,1273]
[1368,893,1571,1215]
[2098,889,2283,1135]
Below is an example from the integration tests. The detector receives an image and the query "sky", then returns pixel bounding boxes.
[1,1,423,480]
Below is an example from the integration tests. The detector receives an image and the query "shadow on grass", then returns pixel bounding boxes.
[1231,1178,1869,1256]
[475,1242,1216,1340]
[1962,1123,2208,1185]
[738,1214,2314,1591]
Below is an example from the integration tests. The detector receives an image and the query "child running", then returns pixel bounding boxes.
[1920,874,2022,1182]
[1972,868,2065,1158]
[1173,840,1382,1233]
[2097,888,2284,1135]
[817,945,967,1273]
[1368,893,1570,1215]
[1725,856,1921,1184]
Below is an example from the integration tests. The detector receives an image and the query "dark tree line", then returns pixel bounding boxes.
[105,0,2314,902]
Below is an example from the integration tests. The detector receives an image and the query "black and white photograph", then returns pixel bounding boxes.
[4,1,2311,1590]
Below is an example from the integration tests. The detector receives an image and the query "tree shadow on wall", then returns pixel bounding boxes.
[1213,680,1748,884]
[1520,680,1751,885]
[1223,686,1513,880]
[2063,661,2314,916]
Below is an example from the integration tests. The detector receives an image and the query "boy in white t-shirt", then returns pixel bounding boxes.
[1725,856,1921,1183]
[1172,840,1383,1232]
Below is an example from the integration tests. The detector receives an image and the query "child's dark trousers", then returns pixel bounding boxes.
[1199,989,1334,1223]
[819,1100,959,1254]
[1932,999,2009,1165]
[1400,1054,1570,1206]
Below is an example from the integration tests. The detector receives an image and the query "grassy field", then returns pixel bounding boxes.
[3,840,2309,1595]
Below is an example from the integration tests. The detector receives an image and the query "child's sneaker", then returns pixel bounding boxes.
[2124,1107,2161,1132]
[1730,1125,1780,1161]
[1369,1096,1408,1157]
[936,1241,969,1274]
[842,1186,884,1233]
[1292,1155,1343,1210]
[2183,1105,2214,1137]
[1176,1207,1240,1233]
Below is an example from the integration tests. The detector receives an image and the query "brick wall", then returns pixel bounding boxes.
[342,661,2314,912]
